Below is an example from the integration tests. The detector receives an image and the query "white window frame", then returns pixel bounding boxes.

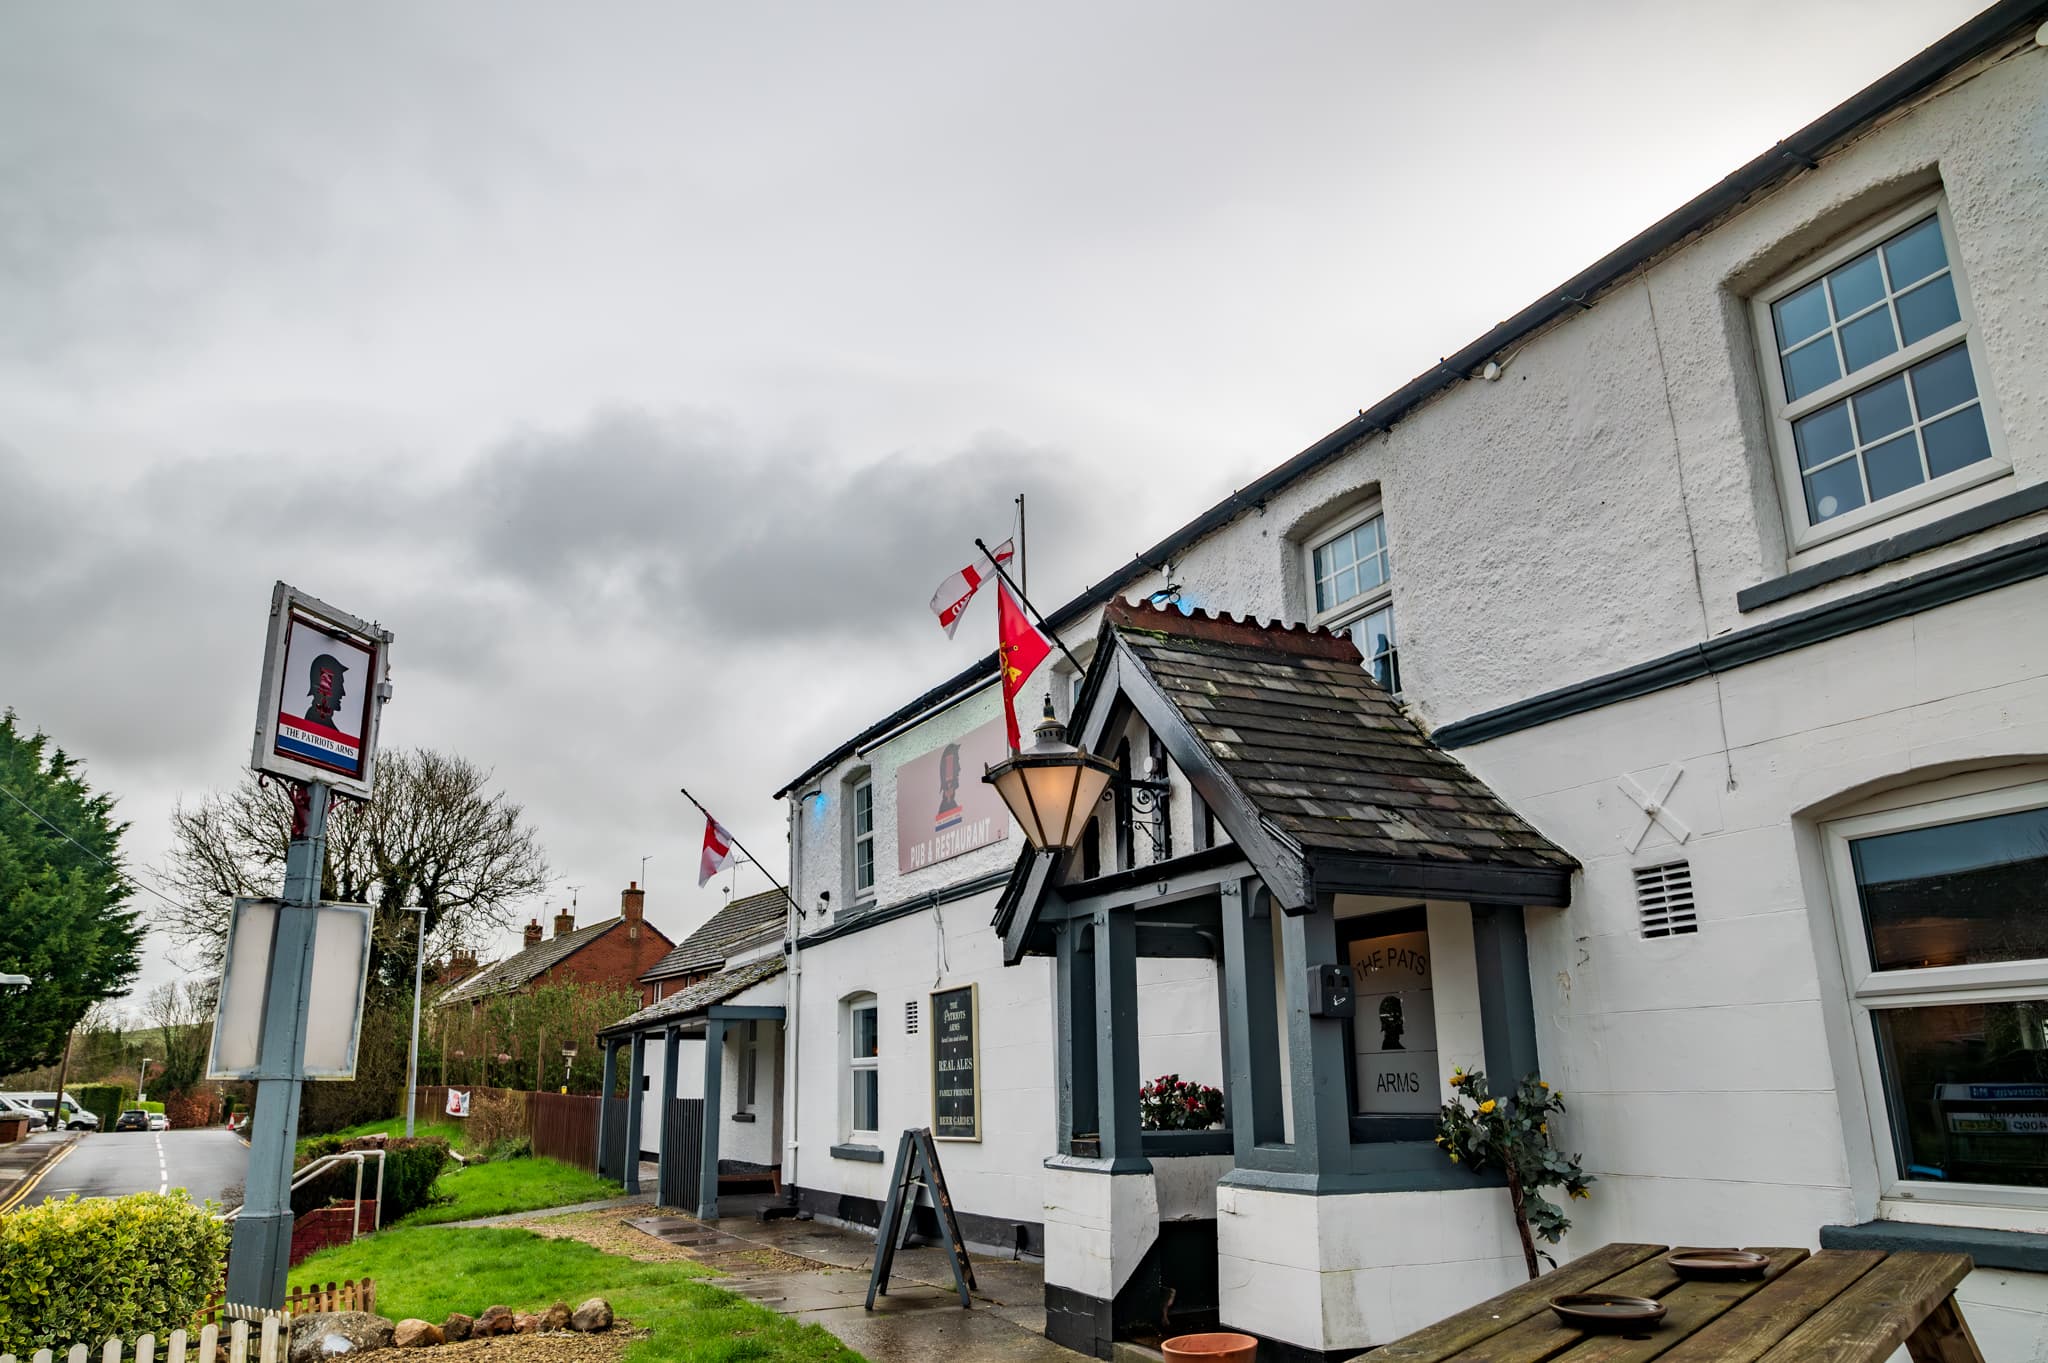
[1301,499,1401,693]
[737,1019,759,1114]
[849,774,876,902]
[1752,192,2008,552]
[1823,772,2048,1217]
[844,992,880,1141]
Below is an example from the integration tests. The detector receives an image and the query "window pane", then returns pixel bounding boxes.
[1850,374,1912,442]
[1850,804,2048,970]
[1895,275,1961,345]
[1804,458,1865,523]
[1782,336,1841,400]
[853,1004,879,1058]
[854,1068,880,1131]
[1909,345,1977,419]
[854,782,873,836]
[1882,216,1947,288]
[1357,606,1399,694]
[1333,567,1357,605]
[1356,549,1387,594]
[1838,308,1898,375]
[1792,401,1855,471]
[1862,434,1925,503]
[1873,1001,2048,1189]
[1772,281,1830,347]
[1315,577,1335,613]
[1922,406,1992,479]
[855,839,874,892]
[1827,250,1886,320]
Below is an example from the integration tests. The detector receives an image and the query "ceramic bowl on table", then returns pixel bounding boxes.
[1549,1294,1668,1332]
[1666,1249,1771,1281]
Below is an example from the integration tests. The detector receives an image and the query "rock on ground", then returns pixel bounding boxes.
[288,1312,395,1363]
[540,1304,571,1332]
[392,1321,443,1349]
[441,1315,473,1343]
[513,1315,539,1335]
[569,1300,613,1333]
[477,1307,514,1336]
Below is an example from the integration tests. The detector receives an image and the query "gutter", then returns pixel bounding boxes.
[770,0,2048,802]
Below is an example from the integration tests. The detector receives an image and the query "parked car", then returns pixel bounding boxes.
[148,1112,169,1131]
[114,1108,151,1133]
[23,1092,98,1130]
[0,1094,48,1132]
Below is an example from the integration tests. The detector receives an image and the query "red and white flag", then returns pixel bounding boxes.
[930,538,1015,638]
[698,813,739,886]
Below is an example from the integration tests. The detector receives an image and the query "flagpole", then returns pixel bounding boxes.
[975,537,1086,675]
[1015,493,1027,596]
[678,785,795,904]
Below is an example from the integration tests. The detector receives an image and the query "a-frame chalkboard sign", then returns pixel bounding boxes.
[864,1127,977,1310]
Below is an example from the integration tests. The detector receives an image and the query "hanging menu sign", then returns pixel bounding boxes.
[930,984,981,1142]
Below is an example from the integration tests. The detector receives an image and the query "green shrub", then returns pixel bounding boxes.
[292,1136,450,1223]
[138,1101,165,1115]
[70,1083,126,1130]
[0,1193,228,1354]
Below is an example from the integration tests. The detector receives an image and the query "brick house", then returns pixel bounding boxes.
[436,881,676,1010]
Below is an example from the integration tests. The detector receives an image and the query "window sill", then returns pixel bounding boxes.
[730,1112,756,1123]
[831,1142,883,1163]
[1739,478,2046,612]
[1821,1219,2048,1274]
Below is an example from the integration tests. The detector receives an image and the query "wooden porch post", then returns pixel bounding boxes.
[596,1038,620,1176]
[697,1017,727,1219]
[1091,907,1146,1169]
[1278,892,1352,1174]
[655,1024,681,1207]
[1221,878,1285,1156]
[622,1033,647,1194]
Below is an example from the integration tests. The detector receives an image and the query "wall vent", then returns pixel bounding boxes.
[905,999,920,1034]
[1634,860,1697,938]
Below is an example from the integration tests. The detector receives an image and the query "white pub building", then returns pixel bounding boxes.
[751,8,2048,1359]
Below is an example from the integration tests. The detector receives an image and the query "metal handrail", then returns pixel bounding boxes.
[222,1149,386,1243]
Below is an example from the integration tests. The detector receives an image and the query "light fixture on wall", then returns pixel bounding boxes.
[983,697,1117,852]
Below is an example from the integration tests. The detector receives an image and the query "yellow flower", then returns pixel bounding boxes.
[1478,1099,1498,1115]
[1539,1123,1548,1134]
[1571,1188,1589,1200]
[1538,1081,1550,1090]
[1449,1153,1459,1163]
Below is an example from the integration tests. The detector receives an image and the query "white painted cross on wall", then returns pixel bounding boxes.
[1616,766,1691,854]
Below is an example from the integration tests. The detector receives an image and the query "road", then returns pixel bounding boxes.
[34,1128,248,1208]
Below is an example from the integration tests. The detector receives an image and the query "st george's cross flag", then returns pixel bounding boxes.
[930,539,1015,637]
[996,582,1053,750]
[698,813,739,886]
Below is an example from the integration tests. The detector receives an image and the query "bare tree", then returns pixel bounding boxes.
[146,980,213,1095]
[158,748,552,990]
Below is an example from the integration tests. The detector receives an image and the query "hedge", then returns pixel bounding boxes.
[69,1084,128,1130]
[0,1193,228,1354]
[138,1101,165,1115]
[292,1136,450,1223]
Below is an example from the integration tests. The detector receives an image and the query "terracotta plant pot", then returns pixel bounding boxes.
[1162,1332,1258,1363]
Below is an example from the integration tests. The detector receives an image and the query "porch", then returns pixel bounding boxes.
[995,600,1578,1361]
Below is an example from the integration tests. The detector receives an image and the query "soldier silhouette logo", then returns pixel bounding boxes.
[306,652,349,729]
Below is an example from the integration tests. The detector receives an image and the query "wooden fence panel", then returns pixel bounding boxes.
[531,1092,601,1173]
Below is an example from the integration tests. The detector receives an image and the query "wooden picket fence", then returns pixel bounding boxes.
[10,1280,380,1363]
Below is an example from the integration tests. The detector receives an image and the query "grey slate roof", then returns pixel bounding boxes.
[1107,599,1575,871]
[435,916,624,1007]
[602,955,788,1036]
[641,888,790,982]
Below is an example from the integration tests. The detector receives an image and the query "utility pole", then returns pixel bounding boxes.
[224,781,330,1308]
[403,905,427,1137]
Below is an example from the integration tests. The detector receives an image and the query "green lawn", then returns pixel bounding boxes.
[294,1225,862,1363]
[296,1115,466,1156]
[402,1157,622,1226]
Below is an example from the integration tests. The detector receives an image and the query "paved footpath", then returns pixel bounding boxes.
[0,1131,80,1213]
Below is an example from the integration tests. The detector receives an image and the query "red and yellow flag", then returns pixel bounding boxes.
[996,582,1053,750]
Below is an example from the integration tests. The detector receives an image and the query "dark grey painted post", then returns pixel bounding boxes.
[1055,920,1100,1152]
[1278,894,1352,1174]
[1220,878,1284,1158]
[655,1024,681,1205]
[623,1032,647,1194]
[1092,908,1146,1169]
[697,1017,727,1218]
[1472,905,1540,1084]
[597,1038,620,1176]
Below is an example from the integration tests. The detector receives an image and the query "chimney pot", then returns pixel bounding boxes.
[523,918,543,947]
[621,882,645,924]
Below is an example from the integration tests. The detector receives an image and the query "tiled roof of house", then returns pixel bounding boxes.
[641,888,790,982]
[435,916,623,1007]
[1106,599,1576,871]
[601,955,788,1036]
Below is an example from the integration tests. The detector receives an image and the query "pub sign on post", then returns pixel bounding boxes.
[207,897,375,1081]
[930,983,981,1141]
[251,581,393,800]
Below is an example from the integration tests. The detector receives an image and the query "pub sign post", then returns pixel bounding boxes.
[220,583,391,1312]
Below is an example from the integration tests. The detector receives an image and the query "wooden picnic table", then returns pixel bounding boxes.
[1371,1241,1983,1363]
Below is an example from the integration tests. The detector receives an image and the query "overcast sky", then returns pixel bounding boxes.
[0,1,1987,1006]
